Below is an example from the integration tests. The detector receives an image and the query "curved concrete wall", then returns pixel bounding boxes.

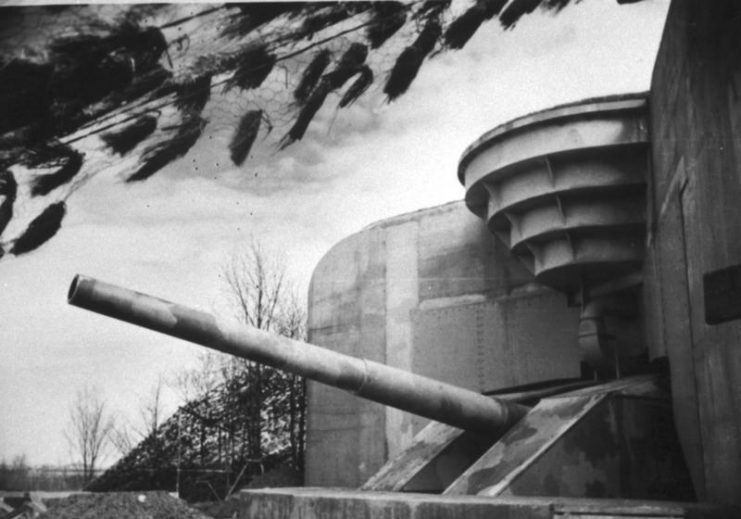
[305,201,582,487]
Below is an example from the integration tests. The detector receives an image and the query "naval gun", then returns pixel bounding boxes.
[67,274,705,509]
[67,274,528,435]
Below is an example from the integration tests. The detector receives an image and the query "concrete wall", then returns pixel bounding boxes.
[646,0,741,503]
[306,201,581,487]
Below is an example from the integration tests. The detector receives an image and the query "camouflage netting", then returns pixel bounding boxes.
[88,367,302,502]
[0,0,646,258]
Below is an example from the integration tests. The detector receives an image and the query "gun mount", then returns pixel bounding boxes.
[67,274,528,435]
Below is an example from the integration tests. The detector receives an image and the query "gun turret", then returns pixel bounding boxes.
[68,275,528,435]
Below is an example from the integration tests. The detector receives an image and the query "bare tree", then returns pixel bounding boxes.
[273,286,308,469]
[139,376,167,438]
[110,376,169,456]
[65,386,114,484]
[222,240,307,464]
[109,422,135,457]
[0,455,30,490]
[223,240,283,460]
[171,239,307,488]
[223,240,288,333]
[171,350,224,404]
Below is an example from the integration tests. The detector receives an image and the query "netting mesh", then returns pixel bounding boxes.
[0,0,589,256]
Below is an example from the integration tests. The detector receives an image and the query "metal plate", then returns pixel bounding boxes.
[703,264,741,324]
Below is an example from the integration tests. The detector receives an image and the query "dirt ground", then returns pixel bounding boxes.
[39,491,212,519]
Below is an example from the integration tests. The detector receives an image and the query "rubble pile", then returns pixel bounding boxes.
[39,491,211,519]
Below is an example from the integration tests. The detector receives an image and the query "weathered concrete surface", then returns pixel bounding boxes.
[504,396,693,501]
[362,421,468,492]
[458,95,649,293]
[385,220,419,458]
[646,0,741,503]
[362,380,603,494]
[306,226,387,488]
[445,375,693,501]
[307,201,581,487]
[232,488,739,519]
[445,395,604,496]
[362,421,495,494]
[412,291,579,405]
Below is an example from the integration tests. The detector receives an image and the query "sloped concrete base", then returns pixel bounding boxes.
[228,488,738,519]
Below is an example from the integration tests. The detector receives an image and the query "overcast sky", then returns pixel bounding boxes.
[0,0,669,467]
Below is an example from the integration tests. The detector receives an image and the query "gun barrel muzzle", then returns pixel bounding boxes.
[68,274,529,435]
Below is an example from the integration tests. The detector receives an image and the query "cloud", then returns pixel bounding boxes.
[0,0,670,465]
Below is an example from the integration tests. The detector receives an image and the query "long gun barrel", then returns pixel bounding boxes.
[68,275,529,435]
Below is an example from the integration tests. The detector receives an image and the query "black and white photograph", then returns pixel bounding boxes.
[2,1,739,517]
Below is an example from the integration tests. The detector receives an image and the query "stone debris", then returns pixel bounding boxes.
[37,491,212,519]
